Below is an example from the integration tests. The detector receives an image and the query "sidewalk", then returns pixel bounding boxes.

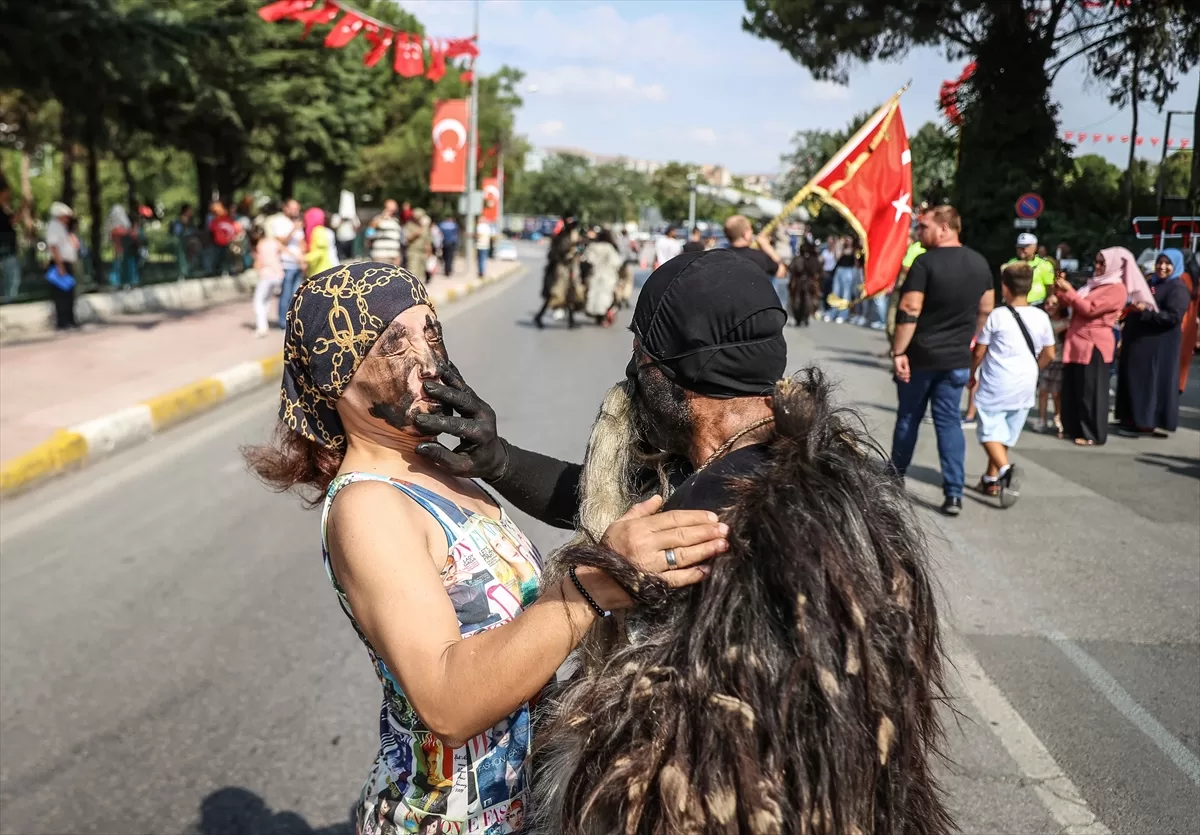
[0,258,521,471]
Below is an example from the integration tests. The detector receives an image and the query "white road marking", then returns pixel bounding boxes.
[1046,629,1200,786]
[947,633,1111,835]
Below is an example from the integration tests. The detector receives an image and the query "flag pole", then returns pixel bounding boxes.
[760,80,912,240]
[465,0,481,275]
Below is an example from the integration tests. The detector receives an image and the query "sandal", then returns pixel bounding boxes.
[974,477,1001,497]
[1073,438,1095,446]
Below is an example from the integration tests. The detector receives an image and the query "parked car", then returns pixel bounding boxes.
[494,239,519,261]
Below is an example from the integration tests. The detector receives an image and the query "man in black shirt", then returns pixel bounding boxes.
[724,214,786,278]
[413,250,950,834]
[680,226,705,253]
[890,205,994,515]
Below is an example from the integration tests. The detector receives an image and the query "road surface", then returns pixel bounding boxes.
[2,241,1197,834]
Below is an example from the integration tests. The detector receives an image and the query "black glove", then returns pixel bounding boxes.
[413,363,510,481]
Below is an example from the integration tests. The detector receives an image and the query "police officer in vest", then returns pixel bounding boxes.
[1006,233,1055,306]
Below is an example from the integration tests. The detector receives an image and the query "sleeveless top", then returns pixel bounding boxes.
[321,472,544,835]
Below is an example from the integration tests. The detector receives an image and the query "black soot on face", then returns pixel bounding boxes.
[365,315,451,432]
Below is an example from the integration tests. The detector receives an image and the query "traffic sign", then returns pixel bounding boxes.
[1013,218,1038,229]
[1015,193,1044,219]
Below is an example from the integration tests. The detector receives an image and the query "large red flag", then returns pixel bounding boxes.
[811,99,912,297]
[481,177,500,223]
[430,100,469,193]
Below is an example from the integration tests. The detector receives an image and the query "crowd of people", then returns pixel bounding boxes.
[887,203,1199,515]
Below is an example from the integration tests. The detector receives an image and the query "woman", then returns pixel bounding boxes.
[1179,249,1199,393]
[581,228,623,327]
[824,235,858,323]
[105,204,133,289]
[252,218,283,337]
[1114,250,1190,436]
[1055,246,1151,446]
[244,262,724,835]
[788,241,822,326]
[303,207,337,279]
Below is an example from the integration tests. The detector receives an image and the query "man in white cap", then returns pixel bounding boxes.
[1007,232,1055,306]
[45,202,80,329]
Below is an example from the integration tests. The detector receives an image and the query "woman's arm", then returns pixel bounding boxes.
[1060,285,1122,318]
[329,485,724,748]
[1129,283,1188,330]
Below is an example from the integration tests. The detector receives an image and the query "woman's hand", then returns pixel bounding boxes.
[577,496,728,611]
[1055,276,1073,295]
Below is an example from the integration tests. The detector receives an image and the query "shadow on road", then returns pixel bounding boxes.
[904,463,945,489]
[191,788,354,835]
[1136,452,1200,480]
[829,355,891,371]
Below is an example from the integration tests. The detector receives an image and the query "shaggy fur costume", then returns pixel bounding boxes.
[534,368,951,835]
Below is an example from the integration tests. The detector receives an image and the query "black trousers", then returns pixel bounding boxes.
[1060,346,1108,444]
[52,274,77,330]
[442,242,456,277]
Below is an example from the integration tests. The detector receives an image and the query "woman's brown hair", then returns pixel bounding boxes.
[242,422,343,508]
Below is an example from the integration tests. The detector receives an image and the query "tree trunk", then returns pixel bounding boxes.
[1124,57,1139,221]
[59,111,77,207]
[85,120,104,286]
[280,157,302,202]
[195,156,214,216]
[18,147,34,233]
[120,156,138,213]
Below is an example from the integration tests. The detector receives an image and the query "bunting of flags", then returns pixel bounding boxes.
[258,0,478,81]
[1061,131,1192,149]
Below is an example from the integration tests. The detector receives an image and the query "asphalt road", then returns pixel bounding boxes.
[2,240,1197,834]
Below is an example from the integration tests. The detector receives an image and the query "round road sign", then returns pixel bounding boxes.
[1015,193,1044,219]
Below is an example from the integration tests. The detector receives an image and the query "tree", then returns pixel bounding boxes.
[742,0,1198,267]
[650,162,730,225]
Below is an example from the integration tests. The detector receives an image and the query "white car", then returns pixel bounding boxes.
[494,239,518,261]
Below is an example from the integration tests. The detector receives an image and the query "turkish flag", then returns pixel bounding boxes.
[810,100,912,297]
[394,32,425,78]
[481,177,500,223]
[426,38,447,82]
[325,11,365,48]
[291,1,339,38]
[258,0,314,22]
[430,99,469,193]
[362,25,394,68]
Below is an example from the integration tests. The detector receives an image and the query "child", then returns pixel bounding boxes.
[251,222,283,338]
[1036,289,1070,435]
[968,263,1056,507]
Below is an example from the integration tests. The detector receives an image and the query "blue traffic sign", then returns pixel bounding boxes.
[1015,192,1044,219]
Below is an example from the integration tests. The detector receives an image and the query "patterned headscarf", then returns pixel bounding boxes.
[281,262,434,450]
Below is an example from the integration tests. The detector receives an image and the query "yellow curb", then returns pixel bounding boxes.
[445,288,459,302]
[143,378,227,431]
[0,429,89,495]
[258,353,284,381]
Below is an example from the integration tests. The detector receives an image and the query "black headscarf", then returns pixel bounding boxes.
[280,262,433,450]
[626,249,787,397]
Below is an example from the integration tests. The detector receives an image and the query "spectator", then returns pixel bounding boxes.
[653,226,683,269]
[304,207,337,278]
[170,204,195,279]
[44,202,80,330]
[438,215,459,277]
[1055,247,1144,446]
[681,226,705,253]
[1035,291,1070,435]
[890,205,994,516]
[273,198,305,330]
[368,200,403,266]
[819,237,837,311]
[824,235,860,323]
[723,214,785,279]
[333,210,360,262]
[105,204,134,288]
[405,210,432,283]
[233,196,256,272]
[252,218,283,337]
[474,215,493,279]
[207,202,238,277]
[1181,250,1200,393]
[968,262,1055,506]
[0,176,20,301]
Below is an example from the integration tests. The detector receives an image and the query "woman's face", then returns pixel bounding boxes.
[1155,256,1174,280]
[340,304,450,437]
[1094,254,1106,274]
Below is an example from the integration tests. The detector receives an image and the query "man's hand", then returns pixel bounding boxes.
[892,353,911,384]
[412,364,509,481]
[599,496,727,590]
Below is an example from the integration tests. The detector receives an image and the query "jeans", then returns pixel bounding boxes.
[443,243,457,277]
[830,266,857,322]
[891,367,970,498]
[278,267,303,329]
[477,249,488,279]
[771,277,790,314]
[1,254,20,300]
[869,294,888,326]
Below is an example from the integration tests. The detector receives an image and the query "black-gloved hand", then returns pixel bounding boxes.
[413,363,510,481]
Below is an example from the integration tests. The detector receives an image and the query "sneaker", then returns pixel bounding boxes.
[999,465,1020,508]
[870,321,886,330]
[941,497,963,516]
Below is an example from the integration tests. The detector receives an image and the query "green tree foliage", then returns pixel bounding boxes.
[649,162,730,225]
[742,0,1197,267]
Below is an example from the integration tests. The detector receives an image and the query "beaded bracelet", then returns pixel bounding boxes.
[568,566,611,618]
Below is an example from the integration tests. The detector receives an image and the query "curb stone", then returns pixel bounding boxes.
[0,266,521,497]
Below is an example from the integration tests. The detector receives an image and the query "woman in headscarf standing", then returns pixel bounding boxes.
[1178,249,1199,393]
[1114,249,1190,436]
[1055,246,1151,446]
[303,207,337,279]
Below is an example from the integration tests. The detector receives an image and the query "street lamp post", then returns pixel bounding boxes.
[465,0,481,275]
[687,171,697,233]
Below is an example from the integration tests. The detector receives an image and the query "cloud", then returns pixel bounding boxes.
[688,127,717,144]
[804,80,852,102]
[525,66,667,101]
[531,119,565,139]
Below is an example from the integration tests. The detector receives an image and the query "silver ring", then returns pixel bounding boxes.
[664,548,678,569]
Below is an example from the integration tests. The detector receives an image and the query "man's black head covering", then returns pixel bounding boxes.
[627,249,786,397]
[281,262,433,451]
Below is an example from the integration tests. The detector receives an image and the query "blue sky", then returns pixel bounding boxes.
[400,0,1198,175]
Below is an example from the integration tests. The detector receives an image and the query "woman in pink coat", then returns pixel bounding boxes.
[1054,246,1154,446]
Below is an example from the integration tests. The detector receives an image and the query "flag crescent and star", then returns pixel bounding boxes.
[430,100,469,193]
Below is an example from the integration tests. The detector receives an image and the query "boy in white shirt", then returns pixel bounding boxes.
[968,262,1056,507]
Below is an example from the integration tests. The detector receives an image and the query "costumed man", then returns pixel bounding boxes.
[1006,233,1055,306]
[413,250,951,835]
[534,217,583,330]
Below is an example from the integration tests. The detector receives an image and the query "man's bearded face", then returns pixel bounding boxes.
[629,357,693,457]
